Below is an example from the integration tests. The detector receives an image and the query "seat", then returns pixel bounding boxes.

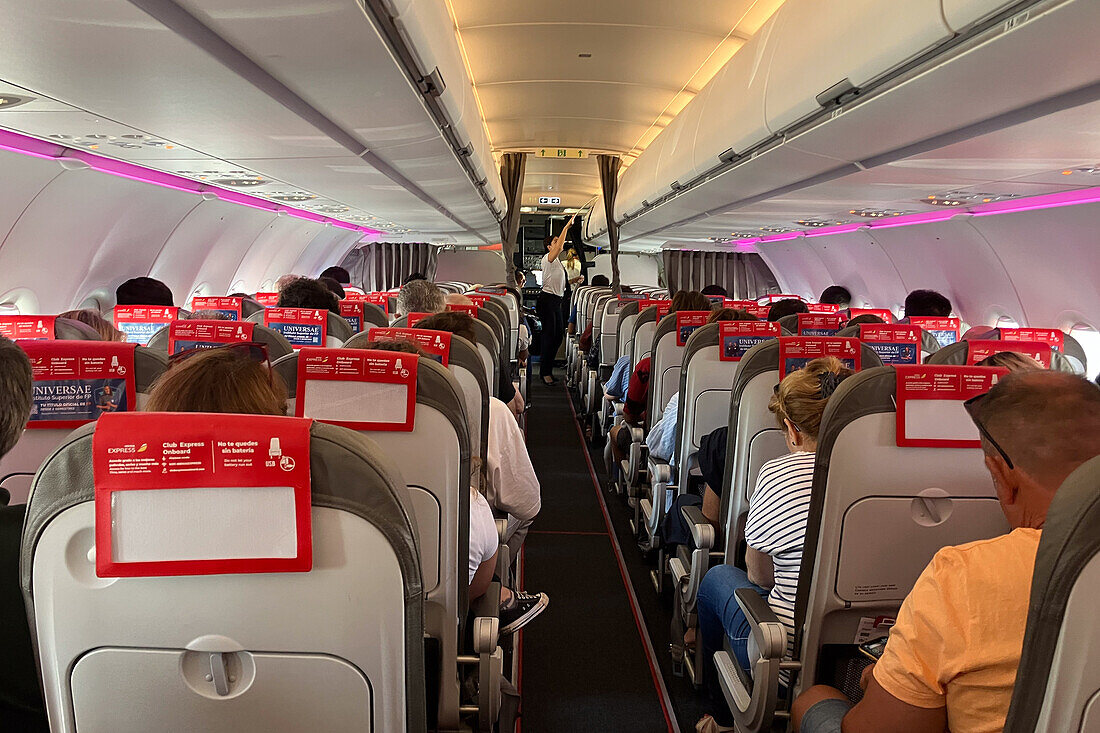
[1004,454,1100,733]
[239,297,265,317]
[836,322,942,361]
[716,366,1011,731]
[0,315,103,342]
[147,320,295,361]
[0,341,166,505]
[337,300,388,335]
[471,292,517,365]
[275,348,500,732]
[962,326,1087,374]
[21,412,425,732]
[580,294,615,413]
[246,309,353,347]
[927,339,1078,371]
[473,305,513,398]
[109,306,182,346]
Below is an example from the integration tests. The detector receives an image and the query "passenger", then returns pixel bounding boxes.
[274,274,302,292]
[845,313,886,327]
[819,285,852,308]
[537,215,576,385]
[793,371,1100,733]
[416,311,540,560]
[590,274,610,287]
[187,310,234,321]
[146,343,288,415]
[976,351,1044,371]
[647,308,758,467]
[0,338,46,731]
[701,284,727,298]
[444,293,523,414]
[115,276,173,307]
[609,290,712,464]
[59,309,125,341]
[580,285,631,356]
[397,279,445,317]
[277,277,340,315]
[445,292,474,307]
[767,298,808,322]
[319,266,351,286]
[903,288,953,318]
[318,276,346,300]
[695,357,854,733]
[514,269,527,289]
[402,272,427,285]
[568,273,611,338]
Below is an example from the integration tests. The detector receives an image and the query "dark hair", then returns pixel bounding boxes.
[709,308,758,323]
[146,347,288,416]
[416,311,477,345]
[59,309,125,341]
[975,351,1044,372]
[318,277,346,300]
[403,272,427,284]
[116,277,174,307]
[701,284,727,297]
[819,286,852,307]
[904,289,952,318]
[0,337,33,459]
[277,277,340,314]
[591,275,610,286]
[768,298,808,321]
[319,266,351,284]
[366,339,424,356]
[669,290,712,314]
[620,285,633,294]
[846,313,885,327]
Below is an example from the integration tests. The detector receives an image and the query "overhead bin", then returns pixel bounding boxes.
[763,0,952,134]
[615,135,668,219]
[942,0,1024,32]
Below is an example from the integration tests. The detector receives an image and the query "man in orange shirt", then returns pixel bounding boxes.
[792,371,1100,733]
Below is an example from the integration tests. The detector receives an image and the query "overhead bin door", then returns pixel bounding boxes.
[763,0,952,133]
[615,135,667,220]
[653,85,711,195]
[942,0,1022,32]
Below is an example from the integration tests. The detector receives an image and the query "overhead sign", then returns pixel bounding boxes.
[536,148,587,159]
[538,196,562,205]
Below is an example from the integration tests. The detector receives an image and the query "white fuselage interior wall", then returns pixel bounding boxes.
[0,149,363,313]
[589,254,660,287]
[755,201,1100,332]
[433,250,507,285]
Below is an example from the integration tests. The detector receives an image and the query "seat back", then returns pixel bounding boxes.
[793,366,1012,691]
[110,306,182,346]
[474,286,520,359]
[927,339,1077,372]
[276,349,469,731]
[247,309,352,347]
[616,301,641,364]
[347,328,490,492]
[0,341,166,505]
[474,305,512,382]
[719,339,883,557]
[836,322,941,362]
[649,310,711,425]
[599,297,623,367]
[973,326,1086,375]
[396,313,499,392]
[1005,455,1100,733]
[148,320,295,360]
[337,300,388,335]
[590,294,614,349]
[22,413,424,732]
[0,315,103,342]
[630,305,662,368]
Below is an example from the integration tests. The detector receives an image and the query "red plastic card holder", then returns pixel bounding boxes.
[0,315,56,340]
[339,301,365,333]
[446,303,480,317]
[859,324,921,365]
[778,337,862,378]
[407,312,430,326]
[476,287,508,296]
[718,321,780,362]
[253,292,280,307]
[263,308,328,349]
[368,327,452,366]
[999,328,1064,352]
[190,296,243,321]
[113,306,179,346]
[895,365,1008,447]
[675,311,711,346]
[93,412,313,578]
[465,293,493,307]
[22,341,138,429]
[797,313,844,336]
[167,320,256,355]
[848,308,894,324]
[806,303,842,314]
[967,340,1053,368]
[760,294,803,303]
[909,317,961,347]
[295,347,419,431]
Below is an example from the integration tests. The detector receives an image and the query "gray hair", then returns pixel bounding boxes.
[397,279,445,317]
[0,337,33,459]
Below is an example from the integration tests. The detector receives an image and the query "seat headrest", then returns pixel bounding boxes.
[926,340,1077,372]
[147,319,294,360]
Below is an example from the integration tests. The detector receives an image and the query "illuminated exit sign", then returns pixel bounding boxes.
[538,196,562,205]
[536,148,588,159]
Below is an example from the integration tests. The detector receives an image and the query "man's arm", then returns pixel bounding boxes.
[841,671,947,733]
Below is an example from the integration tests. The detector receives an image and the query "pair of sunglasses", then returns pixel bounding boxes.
[963,392,1014,469]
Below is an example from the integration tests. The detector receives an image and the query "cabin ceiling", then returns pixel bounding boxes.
[447,0,785,209]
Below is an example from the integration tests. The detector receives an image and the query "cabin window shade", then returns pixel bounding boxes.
[339,242,439,291]
[661,250,779,299]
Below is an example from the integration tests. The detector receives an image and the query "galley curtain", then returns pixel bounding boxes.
[339,242,438,291]
[597,154,622,294]
[661,250,779,299]
[498,152,527,288]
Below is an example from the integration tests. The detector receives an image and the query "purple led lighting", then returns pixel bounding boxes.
[805,223,864,238]
[758,231,802,243]
[0,127,381,234]
[869,210,964,230]
[970,187,1100,216]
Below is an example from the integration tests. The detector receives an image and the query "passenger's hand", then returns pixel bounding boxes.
[509,391,525,417]
[859,663,876,692]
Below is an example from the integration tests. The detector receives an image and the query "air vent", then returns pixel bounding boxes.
[211,177,269,188]
[760,226,798,233]
[795,219,851,228]
[312,204,350,214]
[268,192,317,202]
[849,208,909,219]
[47,133,175,149]
[0,95,34,110]
[922,191,1020,206]
[1061,166,1100,176]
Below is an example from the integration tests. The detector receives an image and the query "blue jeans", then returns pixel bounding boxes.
[698,565,768,724]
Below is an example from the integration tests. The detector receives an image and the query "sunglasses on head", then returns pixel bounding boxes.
[963,392,1014,469]
[168,341,270,367]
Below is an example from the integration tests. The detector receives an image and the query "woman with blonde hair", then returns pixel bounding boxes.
[695,357,854,733]
[145,343,288,415]
[59,309,126,342]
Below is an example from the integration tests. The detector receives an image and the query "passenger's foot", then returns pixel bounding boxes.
[542,376,559,386]
[695,714,736,732]
[499,590,549,634]
[684,626,696,651]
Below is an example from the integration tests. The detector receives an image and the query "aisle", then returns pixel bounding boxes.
[517,380,678,732]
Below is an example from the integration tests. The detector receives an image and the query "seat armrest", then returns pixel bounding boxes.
[494,518,508,544]
[681,505,715,550]
[471,583,502,655]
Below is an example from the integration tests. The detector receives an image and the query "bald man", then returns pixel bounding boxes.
[794,371,1100,733]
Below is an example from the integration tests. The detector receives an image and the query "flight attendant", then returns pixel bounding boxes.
[537,214,575,385]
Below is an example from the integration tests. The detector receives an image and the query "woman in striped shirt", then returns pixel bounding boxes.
[695,357,854,733]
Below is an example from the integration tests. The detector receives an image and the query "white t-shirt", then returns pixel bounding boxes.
[540,253,566,297]
[486,396,541,520]
[469,489,498,583]
[744,450,816,664]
